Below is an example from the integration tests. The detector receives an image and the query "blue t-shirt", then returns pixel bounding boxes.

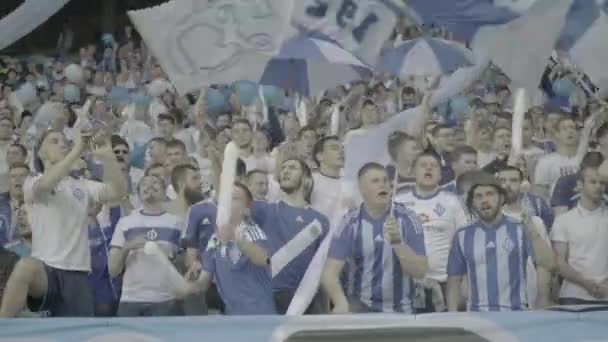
[184,200,217,258]
[88,206,122,305]
[202,223,276,315]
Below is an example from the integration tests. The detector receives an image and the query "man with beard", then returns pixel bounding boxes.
[496,165,554,308]
[446,173,555,312]
[250,158,330,314]
[167,164,204,217]
[108,175,183,316]
[396,152,468,313]
[322,163,428,314]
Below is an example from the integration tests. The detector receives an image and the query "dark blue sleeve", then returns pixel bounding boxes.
[109,206,122,228]
[250,200,269,228]
[266,107,284,147]
[184,204,216,250]
[550,175,576,208]
[537,196,554,232]
[447,233,466,276]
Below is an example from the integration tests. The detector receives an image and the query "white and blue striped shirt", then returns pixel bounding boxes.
[447,215,534,312]
[329,203,425,313]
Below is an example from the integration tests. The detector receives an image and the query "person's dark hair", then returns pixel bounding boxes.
[357,162,386,180]
[232,118,252,130]
[313,135,339,165]
[580,151,605,168]
[157,113,176,125]
[234,181,253,205]
[148,137,167,146]
[170,108,185,126]
[450,145,477,163]
[246,169,267,180]
[9,162,29,173]
[236,158,247,178]
[578,161,604,182]
[496,164,524,181]
[18,111,32,127]
[9,143,27,158]
[412,150,442,169]
[166,139,186,152]
[297,125,317,140]
[171,163,198,193]
[34,129,64,173]
[387,131,416,161]
[401,86,416,96]
[280,158,313,203]
[111,134,129,150]
[361,98,377,109]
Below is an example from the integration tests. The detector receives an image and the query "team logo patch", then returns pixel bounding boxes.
[73,188,85,200]
[146,229,158,241]
[434,203,446,217]
[502,237,514,253]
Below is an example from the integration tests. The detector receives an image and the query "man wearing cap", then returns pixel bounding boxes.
[446,173,554,312]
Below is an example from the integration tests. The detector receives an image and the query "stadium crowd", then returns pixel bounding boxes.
[0,18,607,318]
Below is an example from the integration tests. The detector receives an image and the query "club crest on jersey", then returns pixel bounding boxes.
[502,237,514,253]
[73,188,85,200]
[146,229,158,241]
[434,203,446,217]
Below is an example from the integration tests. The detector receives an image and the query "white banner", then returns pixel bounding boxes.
[0,0,71,51]
[291,0,405,65]
[129,0,294,95]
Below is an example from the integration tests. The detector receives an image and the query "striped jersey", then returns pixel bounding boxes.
[447,215,535,312]
[328,202,426,313]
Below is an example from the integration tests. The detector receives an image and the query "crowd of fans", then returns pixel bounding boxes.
[0,20,606,318]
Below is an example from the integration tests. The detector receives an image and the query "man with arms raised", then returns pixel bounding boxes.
[322,163,428,313]
[0,129,127,317]
[396,152,468,312]
[446,173,554,312]
[251,158,330,314]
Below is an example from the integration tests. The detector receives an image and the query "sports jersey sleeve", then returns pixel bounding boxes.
[447,233,467,276]
[401,212,426,256]
[328,215,354,261]
[201,247,216,274]
[110,217,128,248]
[250,200,269,227]
[550,175,576,208]
[242,224,269,251]
[184,204,215,249]
[536,196,554,231]
[550,215,569,243]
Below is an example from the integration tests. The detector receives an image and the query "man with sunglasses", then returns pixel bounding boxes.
[111,135,143,205]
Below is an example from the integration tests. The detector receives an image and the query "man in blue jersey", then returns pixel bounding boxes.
[446,173,555,312]
[185,183,275,315]
[322,162,428,314]
[251,158,330,314]
[87,199,121,317]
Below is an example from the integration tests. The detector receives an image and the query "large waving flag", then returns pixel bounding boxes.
[290,0,408,65]
[557,0,608,93]
[129,0,294,94]
[405,0,574,91]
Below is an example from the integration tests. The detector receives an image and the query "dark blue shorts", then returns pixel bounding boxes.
[27,263,94,317]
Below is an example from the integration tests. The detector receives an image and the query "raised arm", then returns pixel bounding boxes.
[93,143,129,204]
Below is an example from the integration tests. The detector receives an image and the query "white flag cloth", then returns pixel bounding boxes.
[129,0,294,95]
[471,0,574,91]
[290,0,406,65]
[0,0,70,51]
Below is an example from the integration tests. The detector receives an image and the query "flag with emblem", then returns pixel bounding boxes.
[405,0,575,91]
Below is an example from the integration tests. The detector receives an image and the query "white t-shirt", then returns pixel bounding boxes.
[311,172,359,226]
[24,175,104,271]
[396,190,468,282]
[534,153,579,194]
[110,209,184,303]
[551,204,608,301]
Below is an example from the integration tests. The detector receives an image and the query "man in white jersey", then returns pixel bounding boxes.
[311,136,357,225]
[108,175,184,316]
[396,152,468,312]
[552,165,608,305]
[322,162,428,314]
[534,116,581,198]
[0,129,127,317]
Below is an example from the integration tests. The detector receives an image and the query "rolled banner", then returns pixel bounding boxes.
[259,86,269,124]
[143,241,189,294]
[330,104,340,136]
[510,88,527,162]
[296,95,308,126]
[216,141,239,228]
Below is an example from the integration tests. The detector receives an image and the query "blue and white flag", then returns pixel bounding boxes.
[290,0,407,65]
[128,0,294,95]
[405,0,574,91]
[557,0,608,94]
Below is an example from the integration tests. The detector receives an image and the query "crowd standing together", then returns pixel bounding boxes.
[0,21,607,318]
